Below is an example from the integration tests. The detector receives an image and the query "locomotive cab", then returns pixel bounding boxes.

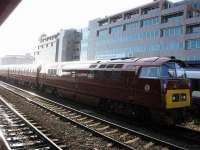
[137,59,191,124]
[138,60,191,110]
[160,61,191,109]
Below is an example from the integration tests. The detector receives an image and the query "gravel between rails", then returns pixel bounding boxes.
[182,90,200,132]
[181,118,200,132]
[0,87,124,150]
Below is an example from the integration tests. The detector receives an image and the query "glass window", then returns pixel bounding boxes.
[175,63,186,78]
[111,25,123,33]
[61,70,71,76]
[186,39,200,49]
[88,71,94,79]
[167,15,182,23]
[161,42,183,50]
[126,22,139,30]
[163,26,183,37]
[143,17,160,27]
[98,29,108,37]
[142,7,159,15]
[139,67,160,78]
[192,3,200,10]
[192,25,200,33]
[161,62,186,79]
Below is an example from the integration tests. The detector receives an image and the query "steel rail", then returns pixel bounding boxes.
[0,95,63,150]
[0,81,187,150]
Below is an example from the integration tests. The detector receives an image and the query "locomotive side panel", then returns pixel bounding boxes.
[134,78,162,109]
[75,70,135,102]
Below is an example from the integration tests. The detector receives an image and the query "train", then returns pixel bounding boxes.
[185,68,200,92]
[0,57,191,125]
[185,68,200,109]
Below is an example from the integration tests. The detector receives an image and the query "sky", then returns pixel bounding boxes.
[0,0,181,57]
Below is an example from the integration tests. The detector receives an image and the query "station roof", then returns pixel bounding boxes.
[0,0,21,26]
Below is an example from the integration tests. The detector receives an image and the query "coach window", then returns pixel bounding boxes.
[139,67,160,78]
[88,71,95,79]
[71,71,76,78]
[62,70,71,76]
[77,71,88,79]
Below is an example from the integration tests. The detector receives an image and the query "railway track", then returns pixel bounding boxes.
[0,81,198,150]
[0,96,64,150]
[175,125,200,144]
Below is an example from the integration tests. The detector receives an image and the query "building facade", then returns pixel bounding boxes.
[80,28,89,61]
[34,29,81,64]
[85,0,200,65]
[1,54,34,65]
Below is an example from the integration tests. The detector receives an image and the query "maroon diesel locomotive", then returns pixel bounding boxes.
[0,57,191,124]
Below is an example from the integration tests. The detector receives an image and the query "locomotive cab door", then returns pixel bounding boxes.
[135,66,162,109]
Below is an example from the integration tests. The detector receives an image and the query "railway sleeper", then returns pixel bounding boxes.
[88,122,101,127]
[119,133,129,139]
[104,129,118,135]
[96,125,110,131]
[143,142,154,149]
[124,137,140,144]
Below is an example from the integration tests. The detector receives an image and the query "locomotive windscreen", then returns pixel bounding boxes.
[139,62,187,79]
[161,62,186,79]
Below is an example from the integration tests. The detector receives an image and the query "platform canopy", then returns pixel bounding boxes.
[0,0,21,26]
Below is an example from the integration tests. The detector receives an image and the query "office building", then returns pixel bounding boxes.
[84,0,200,66]
[1,53,34,65]
[80,28,89,61]
[34,29,81,64]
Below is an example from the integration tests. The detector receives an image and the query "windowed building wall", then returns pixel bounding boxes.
[83,0,200,64]
[34,29,81,64]
[80,28,89,61]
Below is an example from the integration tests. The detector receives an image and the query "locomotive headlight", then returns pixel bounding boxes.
[172,93,187,102]
[182,94,186,100]
[172,96,176,101]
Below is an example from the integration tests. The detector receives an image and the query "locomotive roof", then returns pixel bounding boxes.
[0,57,185,72]
[58,57,186,71]
[101,57,178,66]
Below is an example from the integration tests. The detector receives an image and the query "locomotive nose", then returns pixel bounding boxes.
[164,79,191,109]
[165,89,190,109]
